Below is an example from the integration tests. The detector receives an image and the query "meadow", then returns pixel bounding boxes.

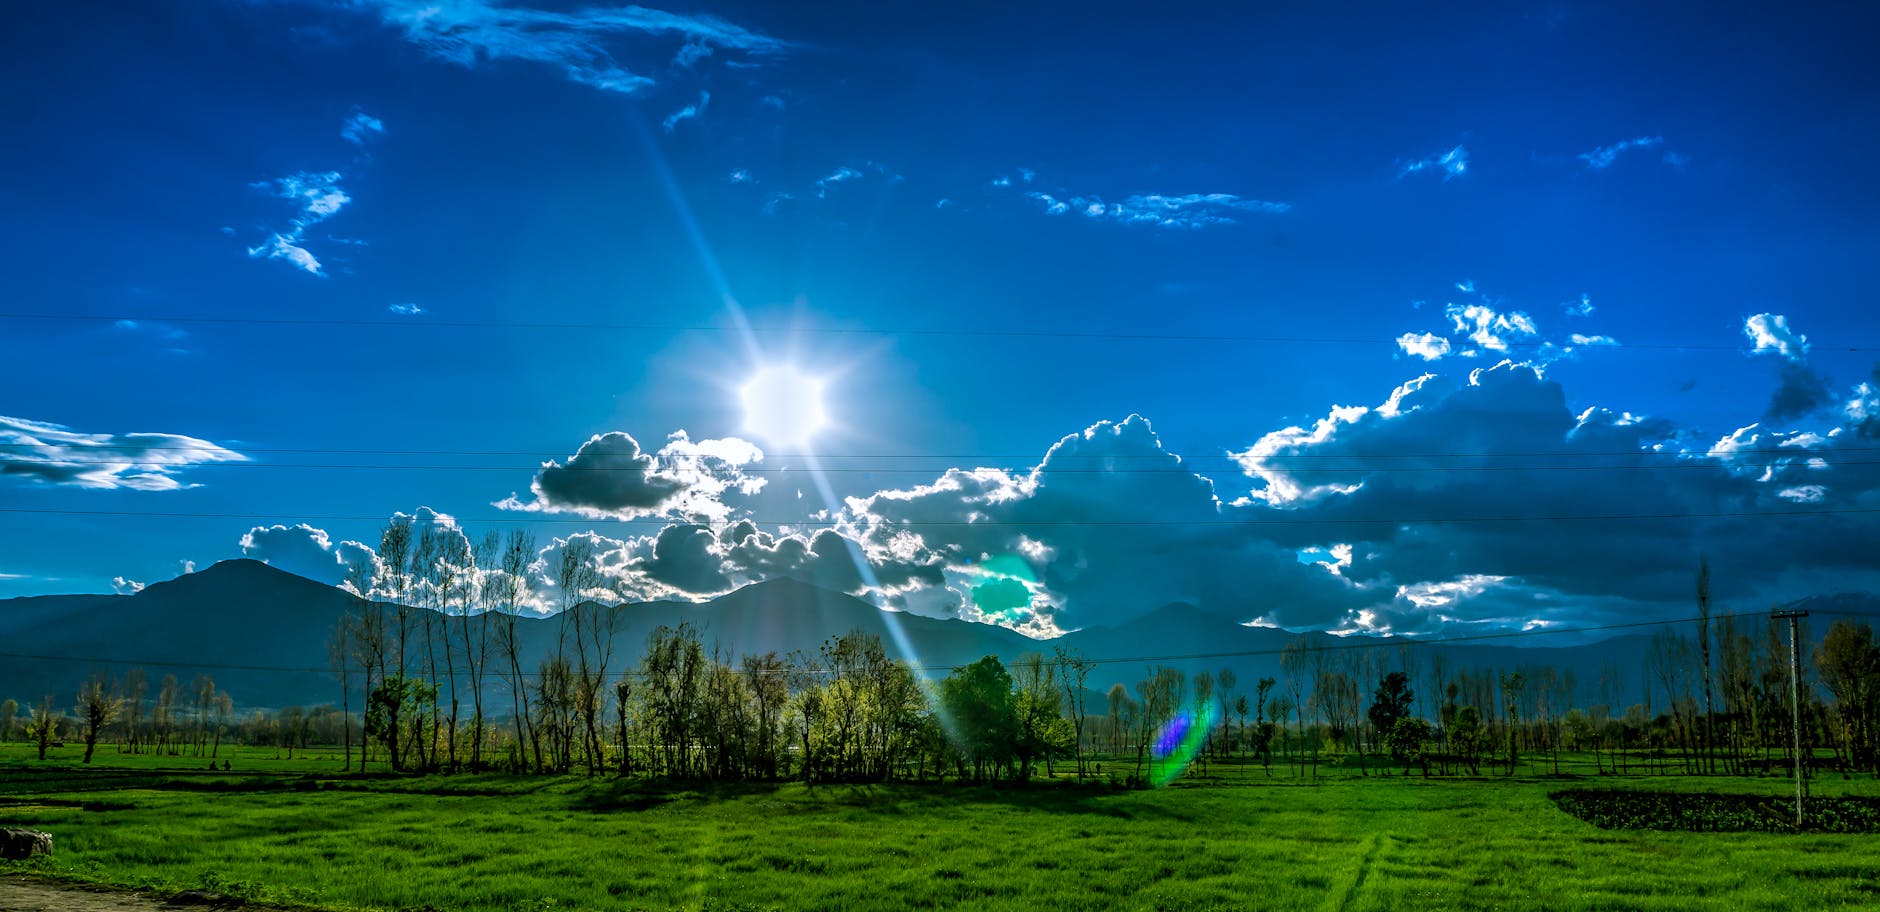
[2,743,1877,912]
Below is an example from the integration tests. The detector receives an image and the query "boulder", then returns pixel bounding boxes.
[0,827,53,860]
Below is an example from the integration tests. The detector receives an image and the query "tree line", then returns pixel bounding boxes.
[9,539,1877,784]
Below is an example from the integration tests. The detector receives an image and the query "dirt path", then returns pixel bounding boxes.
[0,875,264,911]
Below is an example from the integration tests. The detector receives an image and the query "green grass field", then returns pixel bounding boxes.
[3,743,1877,911]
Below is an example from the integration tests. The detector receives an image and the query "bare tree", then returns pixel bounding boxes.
[1053,645,1094,780]
[490,529,537,772]
[76,673,119,764]
[1695,557,1716,774]
[27,694,60,760]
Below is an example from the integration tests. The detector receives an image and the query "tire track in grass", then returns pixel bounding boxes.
[1324,833,1388,912]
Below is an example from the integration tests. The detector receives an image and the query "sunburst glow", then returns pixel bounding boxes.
[740,364,828,446]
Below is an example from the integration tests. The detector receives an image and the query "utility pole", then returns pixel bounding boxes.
[1772,607,1808,828]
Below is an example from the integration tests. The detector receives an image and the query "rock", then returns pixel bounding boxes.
[0,827,53,860]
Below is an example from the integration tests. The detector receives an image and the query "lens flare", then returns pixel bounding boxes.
[1149,700,1217,788]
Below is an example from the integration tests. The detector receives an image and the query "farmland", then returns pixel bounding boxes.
[3,744,1877,911]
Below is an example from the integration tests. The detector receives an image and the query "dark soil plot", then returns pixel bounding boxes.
[1553,789,1880,834]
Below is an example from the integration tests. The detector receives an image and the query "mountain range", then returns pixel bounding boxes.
[1,559,1872,712]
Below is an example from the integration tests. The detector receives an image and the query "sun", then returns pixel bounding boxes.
[740,364,828,446]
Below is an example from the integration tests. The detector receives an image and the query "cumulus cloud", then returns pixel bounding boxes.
[1398,145,1468,180]
[1745,313,1808,360]
[341,109,384,145]
[1018,186,1289,229]
[112,577,145,595]
[496,430,764,521]
[247,171,351,276]
[662,90,709,131]
[1397,332,1451,361]
[0,415,246,491]
[342,0,787,94]
[240,523,378,586]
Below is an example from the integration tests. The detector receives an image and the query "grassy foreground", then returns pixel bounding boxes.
[2,744,1877,911]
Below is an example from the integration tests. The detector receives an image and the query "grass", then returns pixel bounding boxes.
[2,743,1877,911]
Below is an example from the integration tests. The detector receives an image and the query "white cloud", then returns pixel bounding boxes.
[388,303,424,316]
[661,90,709,131]
[344,0,787,95]
[112,576,145,595]
[341,109,384,145]
[1579,136,1664,170]
[240,523,378,586]
[1568,333,1618,347]
[1397,332,1451,361]
[0,415,246,491]
[729,168,752,184]
[1399,145,1468,180]
[1745,312,1808,360]
[1445,303,1538,351]
[1565,294,1595,317]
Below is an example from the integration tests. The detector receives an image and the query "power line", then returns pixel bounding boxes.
[7,458,1869,475]
[1,506,1873,526]
[3,440,1872,461]
[12,310,1876,351]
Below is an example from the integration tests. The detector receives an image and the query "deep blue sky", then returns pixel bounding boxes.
[3,1,1878,637]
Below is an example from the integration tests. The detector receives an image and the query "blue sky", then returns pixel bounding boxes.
[3,1,1878,637]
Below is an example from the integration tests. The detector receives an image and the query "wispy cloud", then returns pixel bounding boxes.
[341,109,384,146]
[728,168,752,184]
[662,90,710,131]
[1399,145,1469,180]
[1022,190,1289,229]
[1564,294,1595,317]
[388,303,424,316]
[817,166,864,197]
[344,0,788,94]
[1579,135,1663,170]
[0,415,246,491]
[247,171,350,276]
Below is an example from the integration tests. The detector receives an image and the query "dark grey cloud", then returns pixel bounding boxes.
[1767,360,1833,422]
[496,431,763,521]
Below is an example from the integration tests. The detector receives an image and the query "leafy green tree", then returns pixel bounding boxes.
[940,656,1017,782]
[1449,704,1487,775]
[1386,717,1434,777]
[0,698,16,742]
[1367,671,1415,754]
[365,674,436,772]
[76,673,119,764]
[1816,620,1880,773]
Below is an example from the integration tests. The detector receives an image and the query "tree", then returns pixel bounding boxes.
[491,529,537,772]
[1386,717,1434,776]
[76,673,119,764]
[1053,646,1094,780]
[1816,620,1880,773]
[1367,671,1415,752]
[1450,704,1487,775]
[27,695,59,760]
[0,698,16,742]
[940,656,1017,782]
[1498,672,1526,775]
[1695,557,1717,774]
